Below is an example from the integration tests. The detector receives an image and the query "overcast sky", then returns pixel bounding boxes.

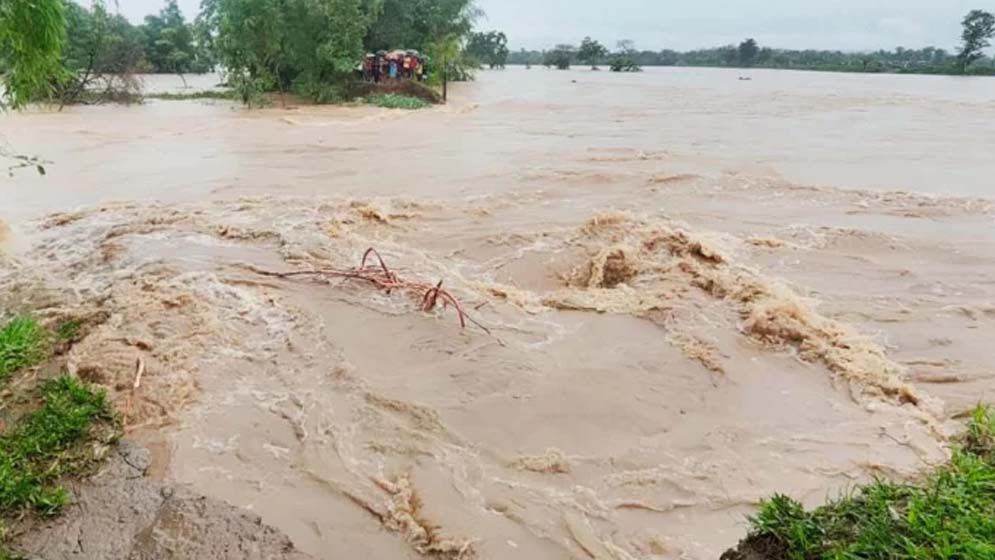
[113,0,988,52]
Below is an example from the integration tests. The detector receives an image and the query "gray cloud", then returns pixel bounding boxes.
[473,0,985,51]
[111,0,985,52]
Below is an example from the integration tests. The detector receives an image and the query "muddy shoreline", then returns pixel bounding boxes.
[11,441,312,560]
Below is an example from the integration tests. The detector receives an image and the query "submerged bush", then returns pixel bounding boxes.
[608,54,642,72]
[367,93,431,110]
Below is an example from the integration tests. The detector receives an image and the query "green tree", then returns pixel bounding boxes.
[0,0,66,174]
[545,44,575,70]
[58,0,143,105]
[466,30,509,69]
[510,47,542,67]
[577,36,607,69]
[738,38,759,67]
[361,0,478,82]
[510,41,980,76]
[211,0,286,105]
[208,0,370,104]
[191,13,217,71]
[364,0,477,53]
[721,45,738,65]
[657,49,680,66]
[286,0,369,101]
[957,9,995,72]
[0,0,66,108]
[142,0,200,83]
[608,39,641,72]
[424,32,475,84]
[616,39,636,54]
[204,0,477,102]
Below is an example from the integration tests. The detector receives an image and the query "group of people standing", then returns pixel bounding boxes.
[363,51,425,83]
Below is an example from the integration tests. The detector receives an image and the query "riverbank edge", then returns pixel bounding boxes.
[721,406,995,559]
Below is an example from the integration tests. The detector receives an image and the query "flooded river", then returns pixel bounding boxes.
[2,67,995,559]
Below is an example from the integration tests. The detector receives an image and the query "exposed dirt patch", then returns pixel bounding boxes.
[11,441,314,560]
[720,534,789,560]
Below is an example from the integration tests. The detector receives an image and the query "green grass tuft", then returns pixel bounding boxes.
[366,93,431,110]
[0,376,113,516]
[0,314,115,556]
[0,316,48,384]
[737,405,995,560]
[55,319,83,343]
[964,405,995,461]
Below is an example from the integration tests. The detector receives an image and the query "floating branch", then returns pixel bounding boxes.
[248,247,490,333]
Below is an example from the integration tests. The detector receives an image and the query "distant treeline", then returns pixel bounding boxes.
[508,45,994,75]
[4,1,993,110]
[508,10,995,76]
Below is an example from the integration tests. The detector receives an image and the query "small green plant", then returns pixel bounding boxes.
[55,319,83,342]
[0,376,113,516]
[964,404,995,459]
[0,316,48,384]
[730,405,995,560]
[0,544,24,560]
[366,93,431,110]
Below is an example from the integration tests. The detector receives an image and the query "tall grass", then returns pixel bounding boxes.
[0,316,47,384]
[0,377,113,516]
[737,405,995,559]
[0,314,115,558]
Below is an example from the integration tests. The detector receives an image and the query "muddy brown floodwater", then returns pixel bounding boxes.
[2,67,995,559]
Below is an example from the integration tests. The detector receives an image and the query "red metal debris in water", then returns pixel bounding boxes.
[248,247,490,333]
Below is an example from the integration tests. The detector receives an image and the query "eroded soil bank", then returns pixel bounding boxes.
[12,441,313,560]
[2,68,994,559]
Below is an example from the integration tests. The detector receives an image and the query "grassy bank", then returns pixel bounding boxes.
[0,315,117,557]
[723,406,995,560]
[366,93,432,110]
